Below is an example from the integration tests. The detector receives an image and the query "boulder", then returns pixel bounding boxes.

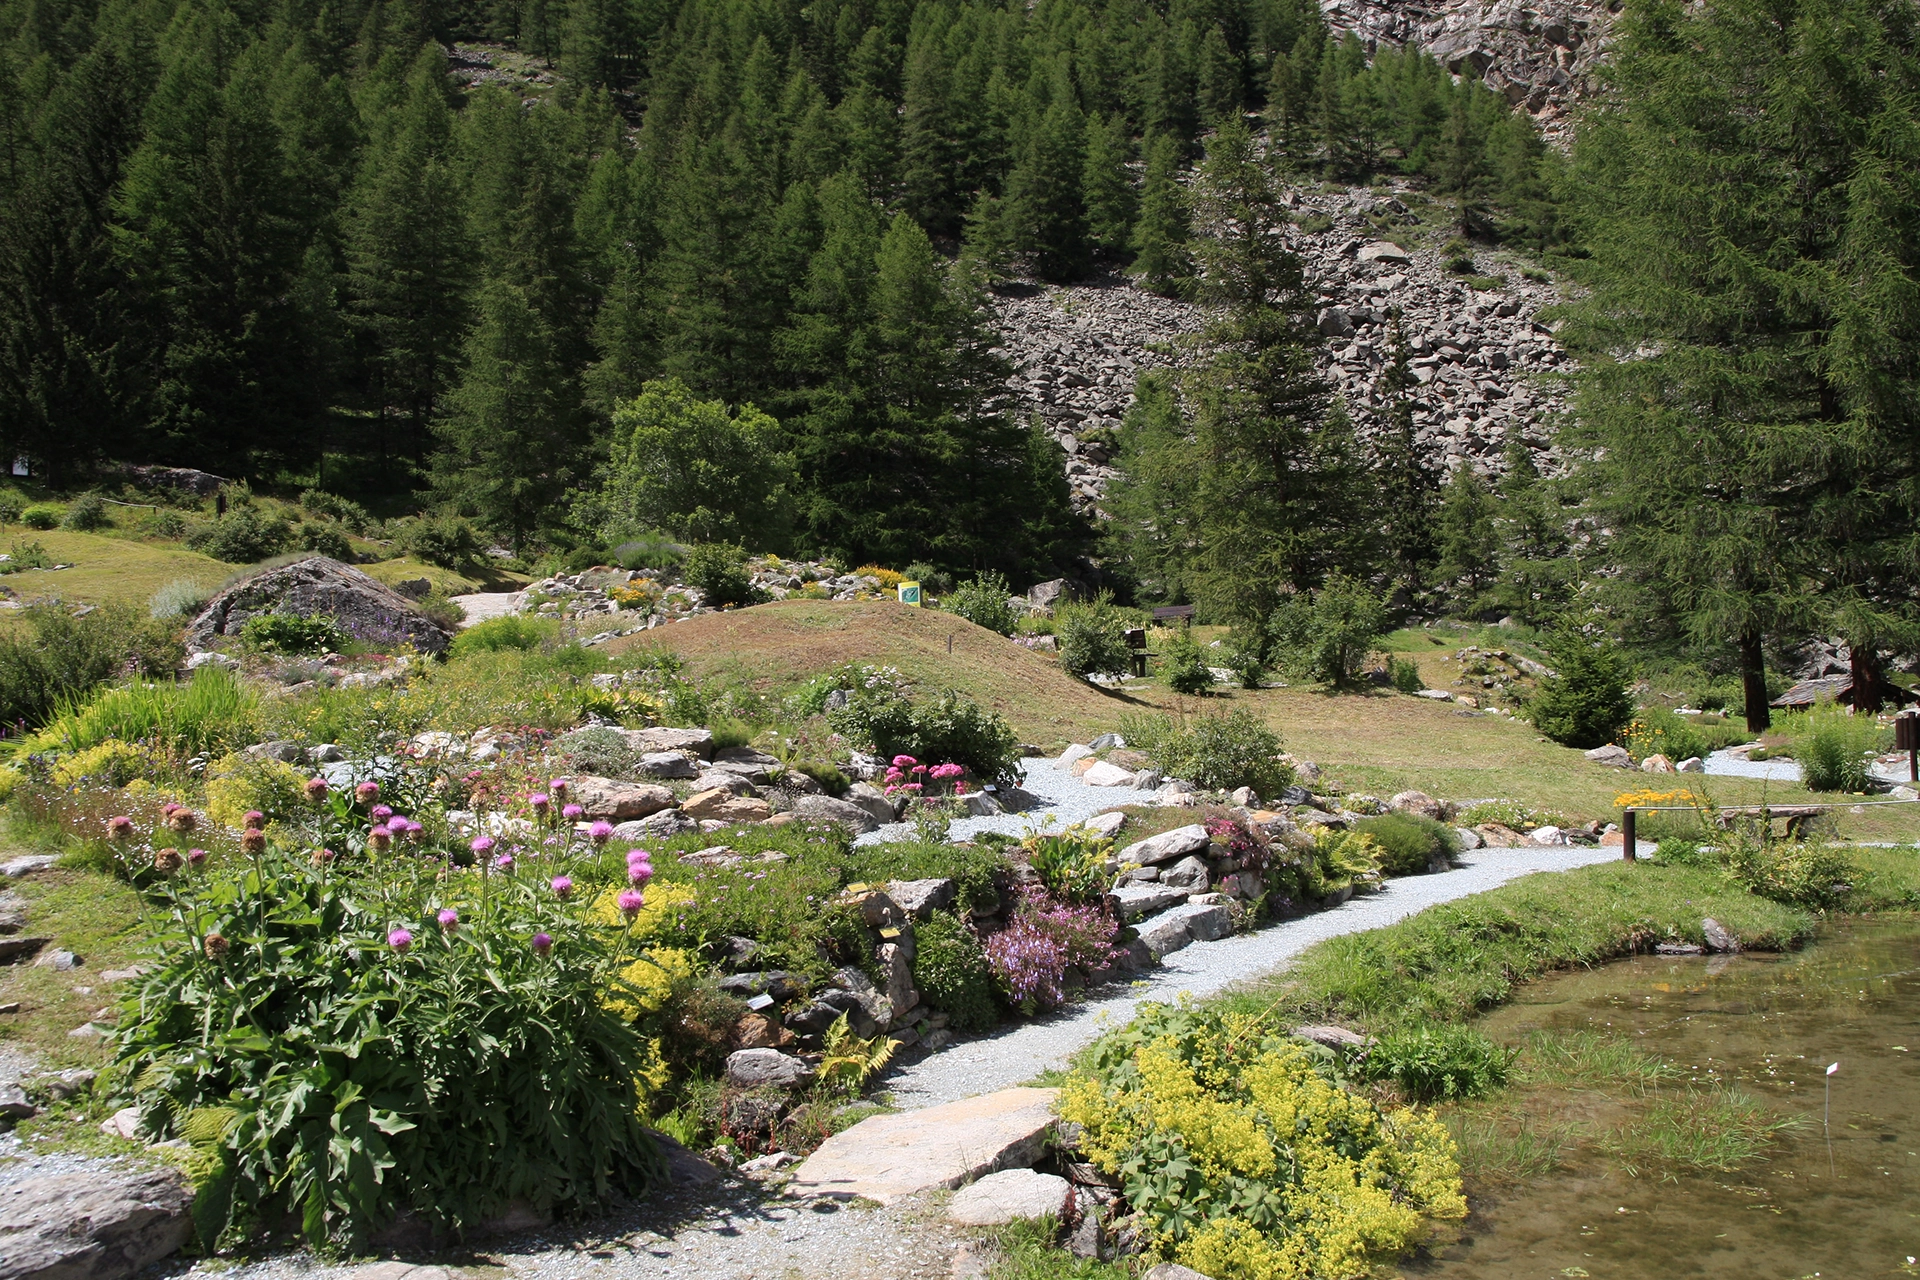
[876,942,917,1021]
[1528,825,1568,846]
[693,771,757,796]
[0,1086,37,1120]
[1134,901,1233,957]
[185,556,453,655]
[1702,918,1741,953]
[1110,883,1188,922]
[1057,744,1094,767]
[792,794,881,833]
[724,1048,814,1090]
[1676,756,1705,773]
[612,809,697,841]
[1081,761,1136,787]
[846,782,900,824]
[1356,240,1412,265]
[1118,824,1210,866]
[1294,1025,1371,1050]
[634,727,714,758]
[1584,743,1633,768]
[786,1087,1059,1204]
[947,1169,1073,1226]
[1640,753,1676,773]
[1159,855,1210,894]
[887,878,957,920]
[1081,810,1127,838]
[1388,791,1444,821]
[0,1167,192,1280]
[637,752,699,780]
[1453,826,1484,851]
[567,776,675,822]
[1028,579,1072,611]
[1474,822,1527,848]
[680,789,773,824]
[715,971,803,1002]
[960,791,1003,816]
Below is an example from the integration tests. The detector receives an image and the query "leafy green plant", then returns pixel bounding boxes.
[20,505,58,530]
[845,839,1008,915]
[1159,627,1212,695]
[1622,706,1711,763]
[1361,1025,1514,1101]
[0,492,21,524]
[612,532,684,571]
[1124,708,1291,797]
[0,605,184,731]
[1267,573,1388,687]
[1717,830,1860,909]
[22,666,256,757]
[1353,812,1456,876]
[827,675,1023,785]
[1456,799,1540,829]
[942,571,1016,636]
[553,725,643,779]
[1054,594,1133,678]
[909,912,1000,1031]
[1787,701,1888,792]
[298,488,374,533]
[240,612,346,656]
[114,835,667,1249]
[817,1012,897,1094]
[1527,635,1634,748]
[1388,655,1423,693]
[187,507,292,563]
[1023,826,1112,904]
[296,521,354,561]
[1310,828,1383,894]
[449,614,561,658]
[682,542,755,607]
[61,490,110,530]
[149,578,212,620]
[398,515,481,570]
[0,540,50,571]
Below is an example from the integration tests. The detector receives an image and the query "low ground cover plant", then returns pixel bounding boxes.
[1352,812,1457,876]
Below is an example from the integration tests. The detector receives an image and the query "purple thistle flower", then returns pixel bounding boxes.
[529,792,550,810]
[550,875,573,899]
[355,781,380,804]
[562,803,583,821]
[532,932,553,956]
[471,835,495,855]
[438,908,459,931]
[589,820,614,845]
[370,804,393,821]
[617,889,645,916]
[388,928,413,952]
[494,853,514,872]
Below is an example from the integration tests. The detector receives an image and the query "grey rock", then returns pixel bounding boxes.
[245,739,305,763]
[566,775,675,821]
[1702,918,1741,953]
[1118,823,1210,866]
[0,1167,192,1280]
[947,1169,1072,1225]
[846,782,900,824]
[1584,743,1633,768]
[33,949,79,971]
[793,794,881,833]
[1388,790,1444,820]
[1028,578,1072,610]
[888,878,957,920]
[716,971,803,1003]
[1146,1265,1216,1280]
[1135,902,1234,957]
[724,1048,814,1090]
[391,577,432,600]
[1057,744,1094,767]
[960,791,1003,817]
[1,857,57,879]
[996,786,1042,812]
[1110,883,1188,922]
[308,742,346,763]
[1132,769,1164,790]
[637,751,698,780]
[1159,855,1210,894]
[0,1086,38,1120]
[186,556,453,655]
[877,942,918,1023]
[693,770,758,796]
[612,809,697,841]
[1294,1024,1372,1050]
[39,1070,94,1102]
[1088,733,1123,751]
[634,727,714,758]
[0,937,45,966]
[1454,826,1484,851]
[1114,865,1159,885]
[1676,756,1705,773]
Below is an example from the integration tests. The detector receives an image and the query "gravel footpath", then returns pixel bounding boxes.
[854,753,1177,847]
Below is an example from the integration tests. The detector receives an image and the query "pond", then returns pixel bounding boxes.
[1411,918,1920,1280]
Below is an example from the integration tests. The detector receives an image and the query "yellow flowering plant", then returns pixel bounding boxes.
[1059,1001,1465,1280]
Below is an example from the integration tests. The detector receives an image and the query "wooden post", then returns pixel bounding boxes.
[1622,809,1636,862]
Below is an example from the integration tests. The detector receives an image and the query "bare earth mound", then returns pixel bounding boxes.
[606,599,1124,746]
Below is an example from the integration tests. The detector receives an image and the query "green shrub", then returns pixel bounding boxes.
[298,488,373,533]
[24,666,255,757]
[553,725,642,779]
[1159,627,1212,695]
[942,571,1016,636]
[1719,833,1860,909]
[790,760,849,795]
[141,509,189,538]
[909,912,999,1032]
[612,533,683,571]
[1,539,50,572]
[296,521,354,561]
[0,492,21,524]
[1268,573,1387,687]
[1362,1025,1514,1101]
[114,836,666,1249]
[1122,708,1291,797]
[1054,594,1132,678]
[904,562,952,595]
[1623,706,1711,764]
[682,542,754,608]
[1222,624,1267,689]
[0,605,184,731]
[828,674,1023,785]
[240,613,346,656]
[187,507,292,563]
[1787,702,1888,792]
[1023,827,1111,904]
[450,614,561,658]
[1388,655,1423,693]
[398,515,481,570]
[61,491,110,530]
[1353,812,1456,876]
[20,505,58,530]
[1527,635,1634,748]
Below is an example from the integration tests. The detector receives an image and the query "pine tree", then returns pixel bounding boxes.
[1104,372,1199,604]
[900,25,962,235]
[1130,132,1191,295]
[1001,86,1089,282]
[1081,113,1136,261]
[1370,314,1440,593]
[1435,467,1500,602]
[1560,0,1920,722]
[1196,24,1241,126]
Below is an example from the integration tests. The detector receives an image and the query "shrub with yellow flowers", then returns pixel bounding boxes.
[1059,1002,1465,1280]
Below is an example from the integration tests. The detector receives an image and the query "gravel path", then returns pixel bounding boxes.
[854,753,1170,847]
[449,591,523,627]
[1704,746,1802,782]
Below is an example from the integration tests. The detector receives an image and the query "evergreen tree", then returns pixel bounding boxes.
[1434,467,1500,603]
[900,24,962,235]
[1081,112,1135,260]
[1370,314,1440,593]
[1560,0,1920,722]
[1001,87,1089,282]
[1195,24,1241,126]
[1105,371,1197,604]
[1130,132,1191,295]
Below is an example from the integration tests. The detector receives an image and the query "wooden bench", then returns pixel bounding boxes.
[1152,605,1195,625]
[1712,805,1825,838]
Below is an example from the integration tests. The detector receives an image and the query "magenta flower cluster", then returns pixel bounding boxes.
[981,887,1125,1014]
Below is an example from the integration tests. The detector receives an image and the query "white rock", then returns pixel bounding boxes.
[1641,753,1676,773]
[1528,825,1567,846]
[1080,810,1127,838]
[100,1106,144,1141]
[1081,761,1136,787]
[1676,756,1705,773]
[1118,823,1211,866]
[1454,826,1484,851]
[786,1087,1059,1204]
[947,1169,1072,1226]
[1415,688,1453,699]
[1057,744,1094,767]
[724,1049,814,1090]
[1110,883,1188,921]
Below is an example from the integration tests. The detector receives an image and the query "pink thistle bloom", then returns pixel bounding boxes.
[438,908,459,930]
[531,932,553,956]
[355,781,380,804]
[243,809,266,829]
[311,847,335,866]
[954,782,969,795]
[471,836,496,855]
[240,829,267,855]
[550,875,573,898]
[549,779,568,797]
[106,816,134,842]
[628,862,653,886]
[617,890,645,916]
[562,803,583,821]
[187,848,208,867]
[305,777,328,802]
[368,825,392,850]
[529,793,550,810]
[370,804,393,821]
[589,820,614,844]
[387,928,413,952]
[494,853,514,872]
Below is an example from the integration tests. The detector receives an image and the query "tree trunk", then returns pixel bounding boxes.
[1741,630,1771,733]
[1850,642,1887,715]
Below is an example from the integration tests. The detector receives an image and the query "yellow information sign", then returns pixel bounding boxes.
[898,581,922,607]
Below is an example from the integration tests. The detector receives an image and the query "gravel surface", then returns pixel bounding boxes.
[854,753,1168,847]
[1704,747,1802,782]
[449,592,523,627]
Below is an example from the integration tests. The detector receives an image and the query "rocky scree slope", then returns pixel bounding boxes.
[990,182,1572,513]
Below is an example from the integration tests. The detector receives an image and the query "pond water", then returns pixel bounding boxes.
[1410,918,1920,1280]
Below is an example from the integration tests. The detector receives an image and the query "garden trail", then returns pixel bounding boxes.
[183,763,1619,1280]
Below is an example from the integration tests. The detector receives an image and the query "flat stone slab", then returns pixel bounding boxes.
[1110,883,1187,922]
[0,1167,191,1280]
[947,1169,1072,1225]
[1135,901,1233,957]
[1119,823,1210,866]
[786,1087,1058,1204]
[1080,761,1136,787]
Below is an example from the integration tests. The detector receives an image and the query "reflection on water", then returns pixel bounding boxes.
[1409,919,1920,1280]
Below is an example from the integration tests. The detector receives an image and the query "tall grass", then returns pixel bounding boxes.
[22,667,257,757]
[1786,702,1889,792]
[1448,1114,1578,1181]
[1516,1028,1683,1094]
[1605,1090,1803,1175]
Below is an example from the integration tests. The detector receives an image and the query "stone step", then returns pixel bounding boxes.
[785,1087,1058,1205]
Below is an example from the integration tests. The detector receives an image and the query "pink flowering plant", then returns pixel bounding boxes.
[884,755,973,843]
[981,885,1126,1015]
[108,784,677,1250]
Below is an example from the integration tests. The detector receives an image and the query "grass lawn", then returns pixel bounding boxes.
[362,555,530,594]
[0,529,228,609]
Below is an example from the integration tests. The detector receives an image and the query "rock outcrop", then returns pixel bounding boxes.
[0,1167,193,1280]
[186,557,454,655]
